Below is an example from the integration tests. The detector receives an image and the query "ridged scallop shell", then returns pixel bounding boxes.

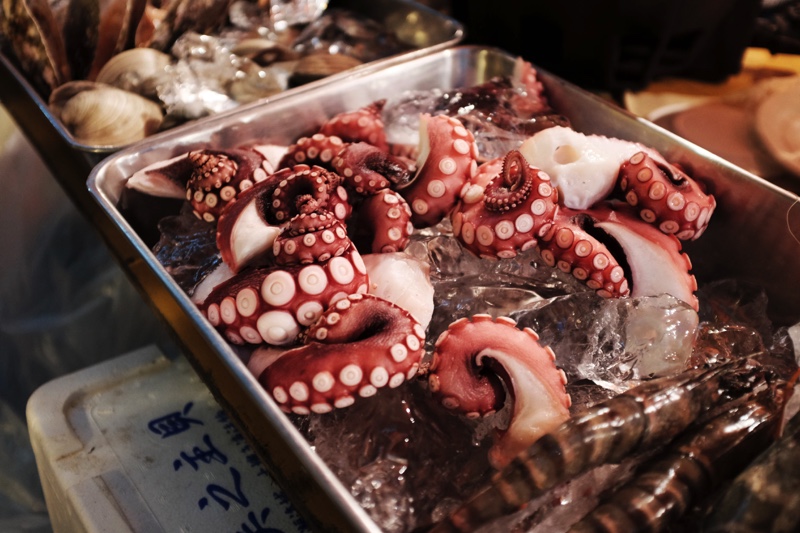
[95,48,172,98]
[49,81,164,147]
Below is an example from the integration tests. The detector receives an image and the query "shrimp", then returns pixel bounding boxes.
[429,352,795,533]
[704,381,800,533]
[569,390,783,533]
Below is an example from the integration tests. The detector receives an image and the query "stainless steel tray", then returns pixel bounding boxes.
[1,0,463,157]
[87,45,800,532]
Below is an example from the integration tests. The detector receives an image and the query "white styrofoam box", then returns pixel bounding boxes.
[27,345,308,533]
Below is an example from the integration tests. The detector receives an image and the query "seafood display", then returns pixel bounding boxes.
[0,0,458,147]
[107,52,798,533]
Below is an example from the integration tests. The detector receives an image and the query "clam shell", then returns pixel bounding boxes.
[49,81,164,147]
[289,53,362,87]
[96,47,172,98]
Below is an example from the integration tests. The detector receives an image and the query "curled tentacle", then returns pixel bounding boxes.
[184,149,271,222]
[452,150,559,259]
[618,151,716,240]
[318,100,389,152]
[216,165,350,272]
[400,114,479,228]
[252,293,426,414]
[269,165,343,223]
[278,133,346,170]
[272,210,351,266]
[539,207,631,299]
[539,205,698,309]
[332,142,413,194]
[126,148,271,218]
[201,249,369,346]
[427,314,571,469]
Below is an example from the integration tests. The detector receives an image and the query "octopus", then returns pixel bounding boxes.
[201,209,369,346]
[123,64,722,522]
[450,126,716,310]
[427,314,571,469]
[248,293,426,414]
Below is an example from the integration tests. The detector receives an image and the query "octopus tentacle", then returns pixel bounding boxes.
[254,293,425,414]
[272,210,351,265]
[426,314,571,468]
[185,149,270,222]
[201,248,369,346]
[618,151,716,240]
[350,189,414,254]
[539,205,698,309]
[278,133,346,170]
[126,148,270,221]
[216,165,350,272]
[332,142,413,194]
[538,207,631,299]
[400,114,479,228]
[591,204,699,310]
[318,100,389,152]
[451,150,558,259]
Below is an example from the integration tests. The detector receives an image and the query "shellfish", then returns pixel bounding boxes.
[49,80,163,146]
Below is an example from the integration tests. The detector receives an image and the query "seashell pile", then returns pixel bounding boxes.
[0,0,411,148]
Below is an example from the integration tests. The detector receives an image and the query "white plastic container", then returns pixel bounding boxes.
[27,345,306,533]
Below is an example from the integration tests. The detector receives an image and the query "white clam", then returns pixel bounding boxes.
[50,81,164,147]
[95,48,172,99]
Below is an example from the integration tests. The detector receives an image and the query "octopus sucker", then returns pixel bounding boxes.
[251,294,425,412]
[425,314,571,469]
[319,100,389,152]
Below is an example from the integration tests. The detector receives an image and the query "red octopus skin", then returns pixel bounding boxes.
[216,164,351,272]
[540,205,698,310]
[201,249,369,347]
[354,189,414,254]
[452,150,559,259]
[254,293,426,415]
[332,142,413,194]
[427,314,571,468]
[278,133,347,170]
[272,211,351,266]
[125,148,271,221]
[185,149,271,223]
[318,100,389,152]
[400,114,479,228]
[591,205,699,310]
[539,207,632,299]
[618,151,716,240]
